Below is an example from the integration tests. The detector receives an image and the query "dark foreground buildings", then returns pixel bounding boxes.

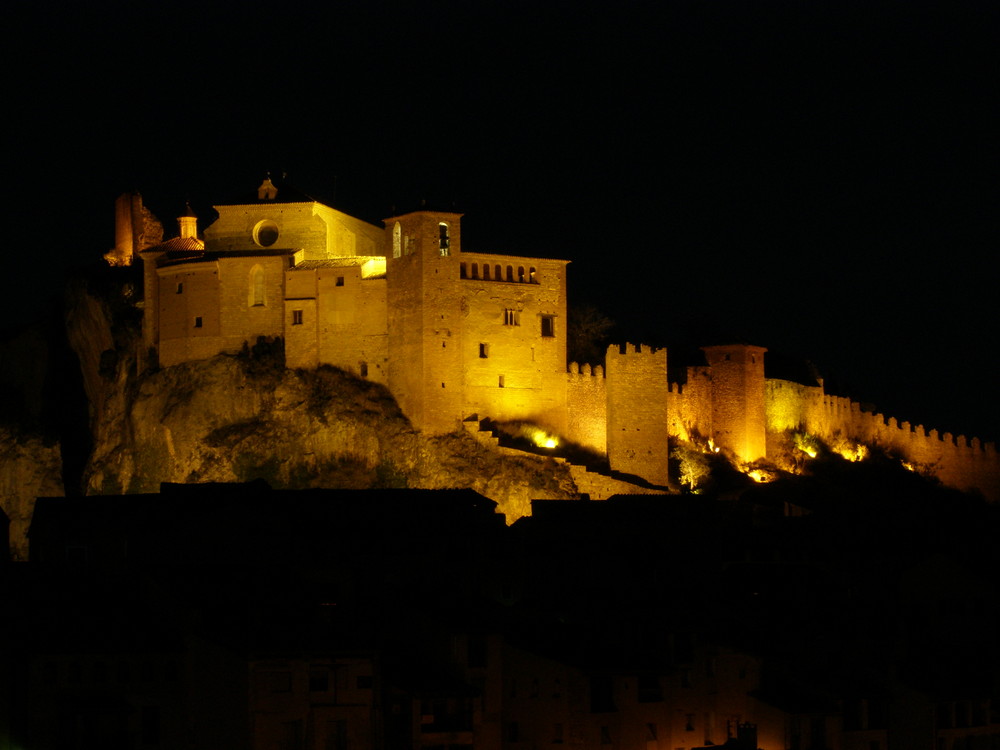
[3,478,999,750]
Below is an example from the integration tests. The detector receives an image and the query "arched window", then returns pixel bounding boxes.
[518,266,525,283]
[495,265,502,281]
[250,266,265,307]
[460,263,468,279]
[472,263,479,279]
[506,265,513,282]
[529,267,537,283]
[483,264,490,280]
[393,222,401,258]
[438,222,450,256]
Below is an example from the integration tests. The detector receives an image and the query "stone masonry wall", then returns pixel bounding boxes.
[606,343,670,486]
[766,379,999,501]
[565,362,607,455]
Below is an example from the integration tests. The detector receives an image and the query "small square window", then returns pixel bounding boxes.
[194,316,203,328]
[541,315,555,337]
[292,309,303,325]
[336,276,345,287]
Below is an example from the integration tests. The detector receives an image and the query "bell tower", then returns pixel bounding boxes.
[385,209,465,434]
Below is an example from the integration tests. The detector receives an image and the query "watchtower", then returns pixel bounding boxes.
[702,344,768,462]
[384,209,465,434]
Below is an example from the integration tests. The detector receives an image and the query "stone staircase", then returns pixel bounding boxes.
[463,417,668,501]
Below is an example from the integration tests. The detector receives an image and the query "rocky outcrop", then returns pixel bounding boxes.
[0,428,63,560]
[86,355,578,521]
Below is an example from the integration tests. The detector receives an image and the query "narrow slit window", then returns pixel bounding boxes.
[292,309,303,325]
[250,266,265,306]
[479,343,489,359]
[194,316,203,328]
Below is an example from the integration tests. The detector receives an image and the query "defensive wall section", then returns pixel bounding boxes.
[605,344,670,487]
[667,367,714,445]
[565,362,607,455]
[767,379,1000,501]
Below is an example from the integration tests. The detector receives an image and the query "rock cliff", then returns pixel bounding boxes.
[0,428,63,560]
[86,351,577,520]
[2,272,588,558]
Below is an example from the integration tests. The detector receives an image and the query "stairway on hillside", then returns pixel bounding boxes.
[462,417,669,501]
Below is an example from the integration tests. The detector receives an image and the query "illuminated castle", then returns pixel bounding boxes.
[128,180,998,499]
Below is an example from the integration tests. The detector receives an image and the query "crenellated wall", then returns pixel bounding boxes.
[606,343,670,486]
[565,362,607,455]
[766,379,1000,501]
[131,188,998,501]
[668,366,714,444]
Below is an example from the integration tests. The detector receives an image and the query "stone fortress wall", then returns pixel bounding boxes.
[133,183,998,501]
[568,350,998,501]
[766,379,999,499]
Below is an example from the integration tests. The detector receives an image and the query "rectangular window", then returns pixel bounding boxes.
[541,315,555,337]
[336,276,345,287]
[309,671,329,692]
[176,282,184,294]
[479,343,489,358]
[498,375,505,388]
[292,309,303,325]
[194,316,203,328]
[504,308,520,326]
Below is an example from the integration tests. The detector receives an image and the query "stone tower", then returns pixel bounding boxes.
[605,343,670,486]
[702,344,768,462]
[385,209,465,434]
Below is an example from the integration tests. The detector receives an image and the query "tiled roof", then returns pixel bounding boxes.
[142,236,205,255]
[293,257,379,269]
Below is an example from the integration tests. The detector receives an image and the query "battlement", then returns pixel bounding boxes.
[130,186,998,500]
[766,379,999,500]
[607,342,665,358]
[567,362,605,378]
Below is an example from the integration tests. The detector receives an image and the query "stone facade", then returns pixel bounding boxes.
[132,182,998,498]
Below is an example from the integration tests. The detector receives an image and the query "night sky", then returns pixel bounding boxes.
[6,0,998,443]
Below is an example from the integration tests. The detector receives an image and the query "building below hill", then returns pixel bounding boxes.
[127,180,997,500]
[13,484,1000,750]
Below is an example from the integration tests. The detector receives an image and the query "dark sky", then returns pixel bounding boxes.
[6,0,998,442]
